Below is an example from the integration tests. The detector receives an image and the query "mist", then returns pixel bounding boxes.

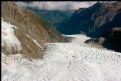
[16,1,97,11]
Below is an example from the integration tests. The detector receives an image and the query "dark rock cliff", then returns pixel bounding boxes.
[85,27,121,52]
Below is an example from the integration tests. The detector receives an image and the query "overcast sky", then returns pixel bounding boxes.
[16,1,97,11]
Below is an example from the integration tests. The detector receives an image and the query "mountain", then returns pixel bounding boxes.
[85,27,121,52]
[58,1,121,37]
[26,7,75,28]
[2,2,121,81]
[1,1,64,59]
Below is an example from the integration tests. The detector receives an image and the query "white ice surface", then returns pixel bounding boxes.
[1,18,22,51]
[2,34,121,81]
[26,34,44,50]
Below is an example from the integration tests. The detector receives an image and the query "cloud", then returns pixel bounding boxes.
[16,1,97,11]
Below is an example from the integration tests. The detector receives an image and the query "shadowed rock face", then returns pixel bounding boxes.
[1,1,64,59]
[101,27,121,52]
[58,1,121,37]
[85,27,121,52]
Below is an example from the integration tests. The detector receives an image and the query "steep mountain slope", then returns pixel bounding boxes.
[102,27,121,52]
[2,34,121,81]
[1,1,63,59]
[26,7,74,28]
[85,27,121,52]
[58,2,121,37]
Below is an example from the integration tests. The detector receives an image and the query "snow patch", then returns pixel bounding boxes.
[26,34,44,50]
[2,18,22,52]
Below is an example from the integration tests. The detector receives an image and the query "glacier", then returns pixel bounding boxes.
[2,19,121,81]
[1,18,22,52]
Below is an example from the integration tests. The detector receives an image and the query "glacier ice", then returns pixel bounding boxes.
[2,33,121,81]
[1,18,121,81]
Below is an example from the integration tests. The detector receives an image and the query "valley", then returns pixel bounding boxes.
[1,1,121,81]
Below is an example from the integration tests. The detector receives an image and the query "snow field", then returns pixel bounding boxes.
[2,19,121,81]
[1,18,22,52]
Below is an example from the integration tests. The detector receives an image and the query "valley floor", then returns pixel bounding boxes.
[2,34,121,81]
